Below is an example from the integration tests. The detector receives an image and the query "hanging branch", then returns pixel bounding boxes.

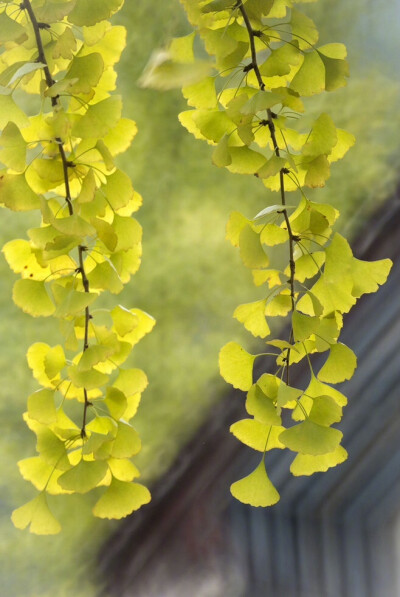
[1,0,154,534]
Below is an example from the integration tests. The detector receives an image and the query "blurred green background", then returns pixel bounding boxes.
[1,0,400,594]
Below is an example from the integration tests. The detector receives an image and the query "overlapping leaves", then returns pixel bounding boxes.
[0,0,153,532]
[171,0,393,507]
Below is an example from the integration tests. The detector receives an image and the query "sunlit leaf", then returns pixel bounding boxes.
[230,461,280,507]
[92,479,151,519]
[219,341,256,391]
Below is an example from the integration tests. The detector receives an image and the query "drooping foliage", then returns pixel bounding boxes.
[0,0,153,533]
[144,0,392,507]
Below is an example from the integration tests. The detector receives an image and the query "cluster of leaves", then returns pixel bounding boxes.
[145,0,393,507]
[0,0,153,533]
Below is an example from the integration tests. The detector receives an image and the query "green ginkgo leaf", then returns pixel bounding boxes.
[44,345,66,380]
[68,0,124,26]
[182,77,217,109]
[230,419,285,451]
[212,134,232,167]
[230,461,280,507]
[246,385,281,426]
[107,458,140,482]
[77,345,115,371]
[104,387,127,420]
[292,311,320,342]
[68,365,109,390]
[66,53,104,94]
[111,305,138,337]
[308,395,342,426]
[72,97,122,139]
[260,224,288,246]
[27,389,57,425]
[53,288,98,318]
[291,51,325,96]
[318,342,357,383]
[0,172,40,211]
[12,493,61,535]
[279,420,342,455]
[113,368,148,398]
[239,225,269,269]
[227,147,266,175]
[17,457,70,495]
[276,380,302,408]
[290,445,348,476]
[0,122,27,172]
[92,479,151,519]
[0,11,27,43]
[87,261,123,294]
[111,422,141,459]
[58,460,109,493]
[302,113,337,157]
[219,341,256,391]
[233,299,270,338]
[13,280,55,317]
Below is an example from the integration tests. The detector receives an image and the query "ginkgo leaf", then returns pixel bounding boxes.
[230,461,280,507]
[92,479,151,519]
[27,389,57,425]
[212,134,232,167]
[12,494,61,535]
[308,395,342,426]
[0,11,27,43]
[104,387,127,419]
[13,280,55,317]
[290,445,348,476]
[0,122,27,172]
[140,51,213,90]
[77,345,114,371]
[66,53,104,94]
[107,458,140,482]
[230,419,285,451]
[292,311,320,342]
[119,309,155,346]
[113,368,148,398]
[276,380,302,408]
[291,51,325,96]
[302,113,337,157]
[44,345,66,380]
[68,0,124,26]
[239,225,269,269]
[87,261,123,294]
[233,300,270,338]
[68,365,109,390]
[279,420,342,455]
[58,460,108,493]
[0,173,40,211]
[111,305,138,337]
[17,457,71,495]
[111,422,141,458]
[260,224,288,246]
[246,385,281,426]
[53,289,98,318]
[318,342,357,383]
[72,97,122,139]
[219,342,256,391]
[182,77,217,109]
[226,211,250,247]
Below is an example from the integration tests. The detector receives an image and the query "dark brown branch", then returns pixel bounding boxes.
[23,0,92,435]
[238,1,296,383]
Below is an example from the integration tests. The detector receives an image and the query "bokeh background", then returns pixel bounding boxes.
[1,0,400,594]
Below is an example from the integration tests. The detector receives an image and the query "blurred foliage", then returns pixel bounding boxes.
[1,0,399,594]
